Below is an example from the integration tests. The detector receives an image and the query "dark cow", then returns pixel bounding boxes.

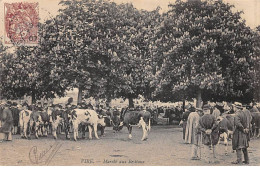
[50,107,72,139]
[29,109,43,139]
[217,113,235,155]
[113,108,151,141]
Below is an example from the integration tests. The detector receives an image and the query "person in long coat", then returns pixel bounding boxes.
[185,107,200,144]
[232,102,251,164]
[0,102,13,141]
[180,106,195,140]
[190,108,204,160]
[212,105,221,119]
[250,105,260,138]
[198,104,219,163]
[11,102,20,135]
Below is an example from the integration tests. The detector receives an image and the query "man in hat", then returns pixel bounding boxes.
[189,107,204,160]
[11,102,20,135]
[0,101,13,141]
[232,102,251,164]
[198,104,220,163]
[250,103,260,138]
[185,106,199,144]
[242,105,252,138]
[180,105,194,140]
[212,104,221,119]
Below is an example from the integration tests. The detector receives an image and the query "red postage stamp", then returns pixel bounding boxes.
[4,2,39,45]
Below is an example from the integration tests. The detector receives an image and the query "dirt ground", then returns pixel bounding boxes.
[0,125,259,166]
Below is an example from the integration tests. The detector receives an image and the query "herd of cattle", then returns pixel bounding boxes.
[1,102,155,141]
[1,101,260,145]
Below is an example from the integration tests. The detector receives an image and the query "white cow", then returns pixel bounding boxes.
[19,109,33,139]
[70,109,106,141]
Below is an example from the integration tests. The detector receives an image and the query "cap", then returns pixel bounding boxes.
[233,102,243,109]
[196,108,203,112]
[203,104,211,110]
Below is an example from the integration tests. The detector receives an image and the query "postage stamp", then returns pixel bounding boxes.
[4,2,39,45]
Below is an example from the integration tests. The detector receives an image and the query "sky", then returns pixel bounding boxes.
[0,0,260,39]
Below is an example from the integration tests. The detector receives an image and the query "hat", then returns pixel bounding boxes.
[223,106,230,111]
[216,102,224,107]
[203,104,210,110]
[6,101,12,106]
[233,102,243,109]
[12,102,18,106]
[22,102,29,108]
[196,108,203,112]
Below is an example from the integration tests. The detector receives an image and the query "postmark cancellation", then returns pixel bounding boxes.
[4,2,39,45]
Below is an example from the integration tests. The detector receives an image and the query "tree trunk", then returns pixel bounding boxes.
[31,91,36,104]
[106,96,112,108]
[128,97,134,108]
[182,100,185,112]
[77,87,83,104]
[196,89,202,108]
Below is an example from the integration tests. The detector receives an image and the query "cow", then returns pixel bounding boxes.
[50,107,71,139]
[29,110,43,139]
[112,108,151,141]
[95,108,113,137]
[217,114,235,155]
[69,109,106,141]
[19,109,33,139]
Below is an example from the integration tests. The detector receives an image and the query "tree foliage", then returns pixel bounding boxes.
[152,0,255,104]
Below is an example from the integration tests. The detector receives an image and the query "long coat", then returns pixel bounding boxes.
[182,110,191,140]
[11,107,20,126]
[232,109,251,150]
[0,107,13,133]
[185,111,200,144]
[198,114,219,146]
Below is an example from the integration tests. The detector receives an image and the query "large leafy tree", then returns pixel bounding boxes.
[0,22,68,103]
[51,0,161,106]
[152,0,255,106]
[252,26,260,102]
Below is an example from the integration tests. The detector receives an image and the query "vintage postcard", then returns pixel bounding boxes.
[0,0,260,166]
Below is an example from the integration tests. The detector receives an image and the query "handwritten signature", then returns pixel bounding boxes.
[29,142,63,165]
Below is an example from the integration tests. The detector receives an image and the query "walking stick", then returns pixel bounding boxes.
[210,134,216,162]
[199,132,202,159]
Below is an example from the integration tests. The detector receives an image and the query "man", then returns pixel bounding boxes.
[0,101,13,141]
[249,104,260,138]
[232,102,251,164]
[242,105,252,138]
[188,107,203,160]
[180,105,193,140]
[212,104,221,119]
[11,102,20,135]
[185,105,200,144]
[198,104,219,163]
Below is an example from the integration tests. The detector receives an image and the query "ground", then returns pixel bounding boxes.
[0,125,259,166]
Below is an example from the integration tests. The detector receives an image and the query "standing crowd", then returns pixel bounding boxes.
[181,102,260,164]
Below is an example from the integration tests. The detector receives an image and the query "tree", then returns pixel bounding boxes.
[251,26,260,102]
[0,22,69,103]
[152,0,255,106]
[53,0,161,106]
